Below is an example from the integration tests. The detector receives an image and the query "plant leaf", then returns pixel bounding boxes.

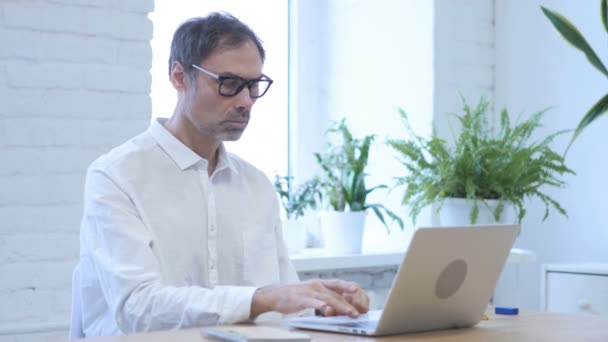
[602,0,608,33]
[541,6,608,78]
[567,93,608,152]
[388,96,572,225]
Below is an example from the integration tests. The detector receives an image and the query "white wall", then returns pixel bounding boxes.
[434,0,495,145]
[495,0,608,309]
[0,0,153,340]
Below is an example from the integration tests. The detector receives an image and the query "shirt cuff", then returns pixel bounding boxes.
[216,286,259,324]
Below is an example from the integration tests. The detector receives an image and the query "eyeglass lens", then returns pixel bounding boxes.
[219,77,271,98]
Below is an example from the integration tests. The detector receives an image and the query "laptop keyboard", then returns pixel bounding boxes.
[332,321,379,329]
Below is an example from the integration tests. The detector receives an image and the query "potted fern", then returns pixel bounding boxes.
[273,175,322,253]
[314,119,403,254]
[387,96,575,226]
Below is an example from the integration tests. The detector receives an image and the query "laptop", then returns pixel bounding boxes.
[286,224,519,336]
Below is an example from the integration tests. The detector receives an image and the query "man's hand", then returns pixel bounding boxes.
[322,284,369,317]
[250,279,369,319]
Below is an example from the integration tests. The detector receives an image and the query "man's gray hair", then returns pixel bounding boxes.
[168,12,265,79]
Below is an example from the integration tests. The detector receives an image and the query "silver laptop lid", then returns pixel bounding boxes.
[374,224,519,335]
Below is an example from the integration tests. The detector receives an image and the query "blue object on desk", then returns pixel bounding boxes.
[495,306,519,315]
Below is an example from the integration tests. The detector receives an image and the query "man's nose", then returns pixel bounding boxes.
[234,86,255,109]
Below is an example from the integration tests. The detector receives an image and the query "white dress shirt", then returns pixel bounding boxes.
[76,118,299,336]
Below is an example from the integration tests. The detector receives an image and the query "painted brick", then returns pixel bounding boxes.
[297,268,394,290]
[46,0,154,14]
[0,119,6,145]
[83,8,153,41]
[4,61,83,89]
[117,41,152,68]
[0,147,100,176]
[0,330,69,342]
[0,28,117,64]
[2,2,83,33]
[0,290,70,324]
[84,65,151,93]
[442,42,495,66]
[2,2,151,40]
[0,62,7,86]
[371,269,397,288]
[0,260,76,291]
[0,0,152,337]
[47,0,116,8]
[0,173,84,206]
[0,234,79,263]
[114,0,155,13]
[0,87,150,118]
[332,270,374,288]
[0,204,82,235]
[444,65,494,89]
[3,118,146,147]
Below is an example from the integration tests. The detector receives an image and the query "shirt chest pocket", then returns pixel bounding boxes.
[242,231,281,286]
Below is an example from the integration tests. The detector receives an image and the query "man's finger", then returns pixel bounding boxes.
[298,297,327,312]
[351,292,370,313]
[319,279,358,293]
[342,290,370,313]
[314,288,359,317]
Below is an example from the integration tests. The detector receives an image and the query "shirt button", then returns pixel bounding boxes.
[210,263,215,270]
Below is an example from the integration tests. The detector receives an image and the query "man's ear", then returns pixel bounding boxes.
[170,62,190,92]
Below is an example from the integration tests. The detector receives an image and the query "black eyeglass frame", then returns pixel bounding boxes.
[191,64,273,99]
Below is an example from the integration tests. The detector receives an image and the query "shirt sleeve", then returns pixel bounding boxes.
[272,199,315,319]
[81,166,258,334]
[274,218,300,284]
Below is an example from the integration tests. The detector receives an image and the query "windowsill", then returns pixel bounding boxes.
[290,248,536,273]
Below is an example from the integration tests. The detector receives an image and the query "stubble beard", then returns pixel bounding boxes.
[216,110,250,141]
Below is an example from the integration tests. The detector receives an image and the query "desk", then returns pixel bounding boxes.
[79,312,608,341]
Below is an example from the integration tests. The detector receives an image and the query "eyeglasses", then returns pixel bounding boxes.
[191,64,273,99]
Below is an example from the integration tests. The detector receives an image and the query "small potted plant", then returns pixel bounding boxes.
[273,175,322,253]
[314,119,404,254]
[387,96,575,226]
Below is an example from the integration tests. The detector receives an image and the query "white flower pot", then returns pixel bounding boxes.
[319,211,367,255]
[439,198,516,226]
[281,219,307,254]
[302,211,322,248]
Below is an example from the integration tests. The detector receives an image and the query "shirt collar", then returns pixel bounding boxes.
[149,118,238,175]
[214,143,239,175]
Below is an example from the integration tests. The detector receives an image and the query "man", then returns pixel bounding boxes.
[74,12,369,337]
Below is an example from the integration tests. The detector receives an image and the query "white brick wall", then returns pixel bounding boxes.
[0,0,153,340]
[433,0,496,143]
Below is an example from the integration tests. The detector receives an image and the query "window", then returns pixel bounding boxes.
[149,1,289,178]
[291,1,435,248]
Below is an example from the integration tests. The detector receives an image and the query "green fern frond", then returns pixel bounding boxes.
[389,96,573,224]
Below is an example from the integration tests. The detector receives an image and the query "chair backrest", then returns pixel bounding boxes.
[69,264,85,339]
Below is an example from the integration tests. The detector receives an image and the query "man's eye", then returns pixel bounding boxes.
[221,78,242,89]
